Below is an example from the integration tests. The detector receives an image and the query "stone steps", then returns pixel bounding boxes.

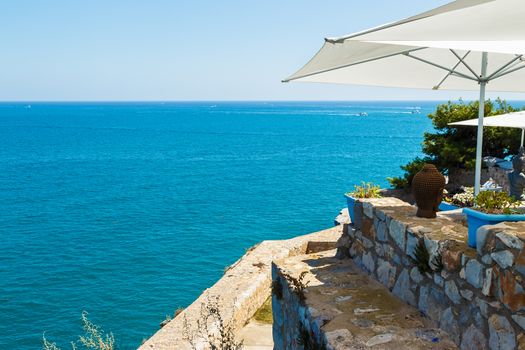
[272,249,458,349]
[237,320,273,349]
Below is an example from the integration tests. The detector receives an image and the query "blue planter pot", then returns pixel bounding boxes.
[344,194,356,223]
[438,202,459,211]
[463,208,525,248]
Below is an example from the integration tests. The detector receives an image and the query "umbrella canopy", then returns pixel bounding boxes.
[449,111,525,146]
[284,0,525,195]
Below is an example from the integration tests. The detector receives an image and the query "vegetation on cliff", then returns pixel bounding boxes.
[388,99,522,189]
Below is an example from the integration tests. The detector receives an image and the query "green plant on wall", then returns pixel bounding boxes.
[272,279,283,300]
[347,182,382,199]
[412,240,432,274]
[431,251,444,272]
[296,322,327,350]
[388,99,522,189]
[283,271,310,306]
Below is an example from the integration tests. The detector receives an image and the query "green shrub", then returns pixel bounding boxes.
[43,312,115,350]
[474,191,520,215]
[389,99,522,189]
[347,182,382,198]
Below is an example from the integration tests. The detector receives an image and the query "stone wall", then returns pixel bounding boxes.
[271,249,457,350]
[337,197,525,350]
[139,226,341,350]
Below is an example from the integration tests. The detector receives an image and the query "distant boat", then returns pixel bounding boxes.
[359,112,368,116]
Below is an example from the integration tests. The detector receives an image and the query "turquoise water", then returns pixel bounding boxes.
[0,101,437,349]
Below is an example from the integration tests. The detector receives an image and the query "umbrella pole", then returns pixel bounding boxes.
[521,129,524,148]
[474,52,488,196]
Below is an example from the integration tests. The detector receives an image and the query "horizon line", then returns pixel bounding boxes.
[1,98,523,103]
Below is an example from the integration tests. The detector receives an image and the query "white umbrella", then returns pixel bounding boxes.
[449,111,525,147]
[284,0,525,195]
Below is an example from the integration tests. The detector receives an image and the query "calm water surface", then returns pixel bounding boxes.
[0,101,437,349]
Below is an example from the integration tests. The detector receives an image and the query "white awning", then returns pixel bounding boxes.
[284,0,525,92]
[283,0,525,195]
[450,111,525,147]
[449,111,525,129]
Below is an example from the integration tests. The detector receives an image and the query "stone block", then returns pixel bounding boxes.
[353,202,364,230]
[406,232,419,259]
[376,220,388,242]
[440,307,460,344]
[361,237,374,249]
[477,223,510,255]
[383,243,394,260]
[482,254,493,265]
[512,314,525,331]
[346,225,356,238]
[458,303,471,327]
[430,287,447,305]
[488,314,516,350]
[445,280,461,304]
[362,252,375,274]
[418,286,429,315]
[476,297,502,318]
[389,219,406,251]
[392,253,401,266]
[461,254,470,266]
[515,249,525,276]
[499,269,525,312]
[336,233,350,249]
[482,268,494,297]
[460,289,474,301]
[419,285,445,322]
[375,244,384,257]
[376,209,387,221]
[496,231,524,250]
[441,241,463,272]
[460,324,487,350]
[410,267,424,283]
[376,259,396,289]
[362,202,374,219]
[392,268,416,306]
[491,250,514,269]
[465,259,484,289]
[434,273,444,287]
[362,217,375,240]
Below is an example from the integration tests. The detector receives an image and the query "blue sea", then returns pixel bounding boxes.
[0,101,438,349]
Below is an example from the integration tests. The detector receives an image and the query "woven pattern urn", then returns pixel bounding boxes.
[412,164,445,218]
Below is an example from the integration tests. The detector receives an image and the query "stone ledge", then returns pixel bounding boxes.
[338,197,525,349]
[139,226,342,350]
[272,249,457,349]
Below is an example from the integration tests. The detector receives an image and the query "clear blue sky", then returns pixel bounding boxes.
[1,0,522,101]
